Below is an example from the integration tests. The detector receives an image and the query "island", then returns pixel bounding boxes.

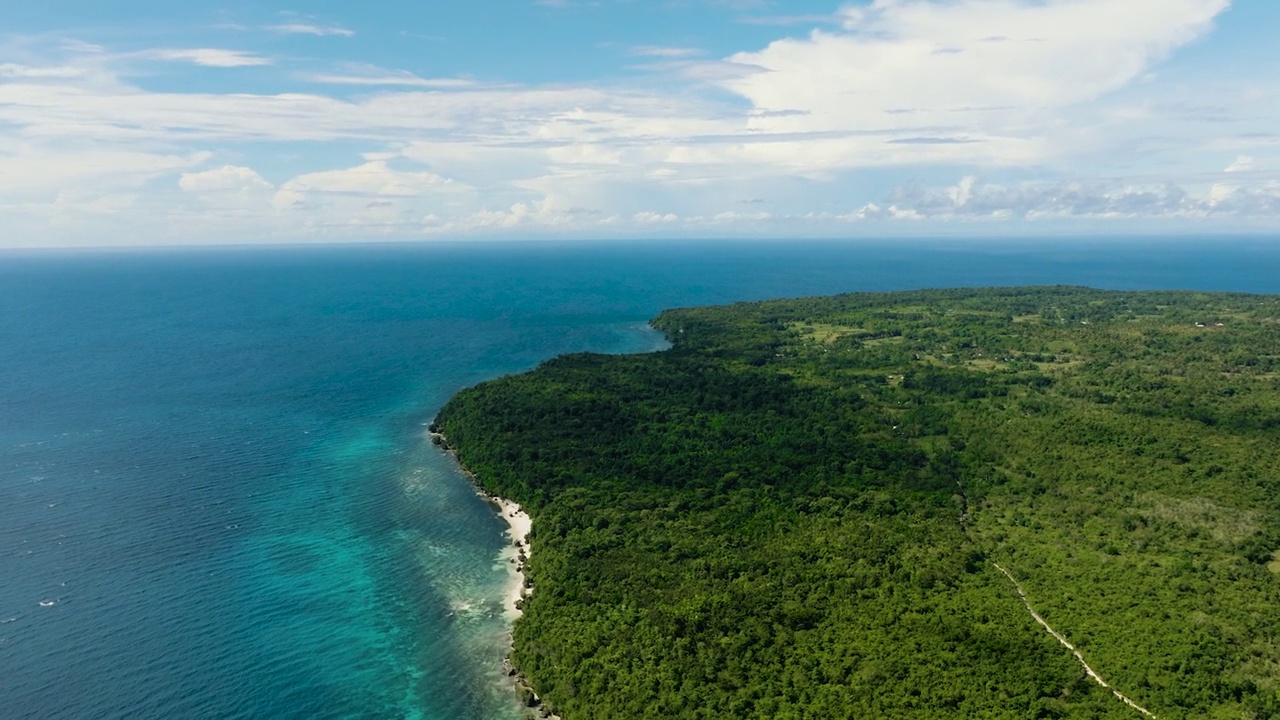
[434,286,1280,719]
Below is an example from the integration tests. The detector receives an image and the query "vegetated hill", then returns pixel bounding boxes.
[434,287,1280,720]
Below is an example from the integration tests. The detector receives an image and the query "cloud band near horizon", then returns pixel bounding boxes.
[1,0,1277,247]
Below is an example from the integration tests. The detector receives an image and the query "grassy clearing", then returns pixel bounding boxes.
[790,321,864,344]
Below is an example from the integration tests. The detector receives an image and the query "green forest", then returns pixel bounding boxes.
[433,287,1280,719]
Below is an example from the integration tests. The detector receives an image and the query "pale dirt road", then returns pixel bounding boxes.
[993,562,1157,719]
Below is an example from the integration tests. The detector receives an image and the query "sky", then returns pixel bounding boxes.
[2,0,1278,247]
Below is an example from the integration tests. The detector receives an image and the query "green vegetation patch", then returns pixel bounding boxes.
[789,321,864,344]
[437,287,1280,720]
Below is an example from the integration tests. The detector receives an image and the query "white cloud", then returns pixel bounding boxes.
[1,0,1274,245]
[736,14,841,27]
[630,46,704,58]
[165,160,479,241]
[1225,155,1256,173]
[845,175,1280,221]
[175,166,275,216]
[1212,182,1280,214]
[701,210,774,225]
[0,63,85,79]
[180,165,273,193]
[266,160,471,234]
[0,68,736,148]
[299,67,473,88]
[147,49,272,67]
[276,160,457,199]
[0,145,211,200]
[267,23,355,37]
[0,2,1236,178]
[60,40,106,54]
[633,211,679,223]
[719,0,1231,165]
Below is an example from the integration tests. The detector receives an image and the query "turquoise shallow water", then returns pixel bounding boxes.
[1,238,1278,719]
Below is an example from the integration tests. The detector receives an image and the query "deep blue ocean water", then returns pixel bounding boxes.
[1,238,1278,719]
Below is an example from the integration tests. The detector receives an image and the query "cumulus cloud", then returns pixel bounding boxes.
[175,166,275,216]
[633,211,679,223]
[179,165,273,193]
[846,175,1280,221]
[1224,155,1256,173]
[263,160,472,234]
[1207,182,1280,215]
[276,160,457,199]
[699,210,774,225]
[162,160,481,241]
[719,0,1231,163]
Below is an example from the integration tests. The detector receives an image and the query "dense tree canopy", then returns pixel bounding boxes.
[435,287,1280,719]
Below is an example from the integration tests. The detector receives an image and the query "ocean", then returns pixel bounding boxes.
[2,237,1278,719]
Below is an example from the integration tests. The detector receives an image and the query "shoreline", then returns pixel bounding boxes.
[426,429,532,618]
[427,426,558,719]
[494,495,532,620]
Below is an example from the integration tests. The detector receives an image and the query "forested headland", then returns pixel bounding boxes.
[434,287,1280,719]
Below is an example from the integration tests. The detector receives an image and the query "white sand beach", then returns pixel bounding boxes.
[430,428,549,714]
[496,497,532,619]
[429,429,535,618]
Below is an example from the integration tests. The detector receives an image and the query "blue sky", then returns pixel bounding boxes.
[2,0,1277,246]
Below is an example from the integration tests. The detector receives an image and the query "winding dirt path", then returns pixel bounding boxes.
[993,563,1157,719]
